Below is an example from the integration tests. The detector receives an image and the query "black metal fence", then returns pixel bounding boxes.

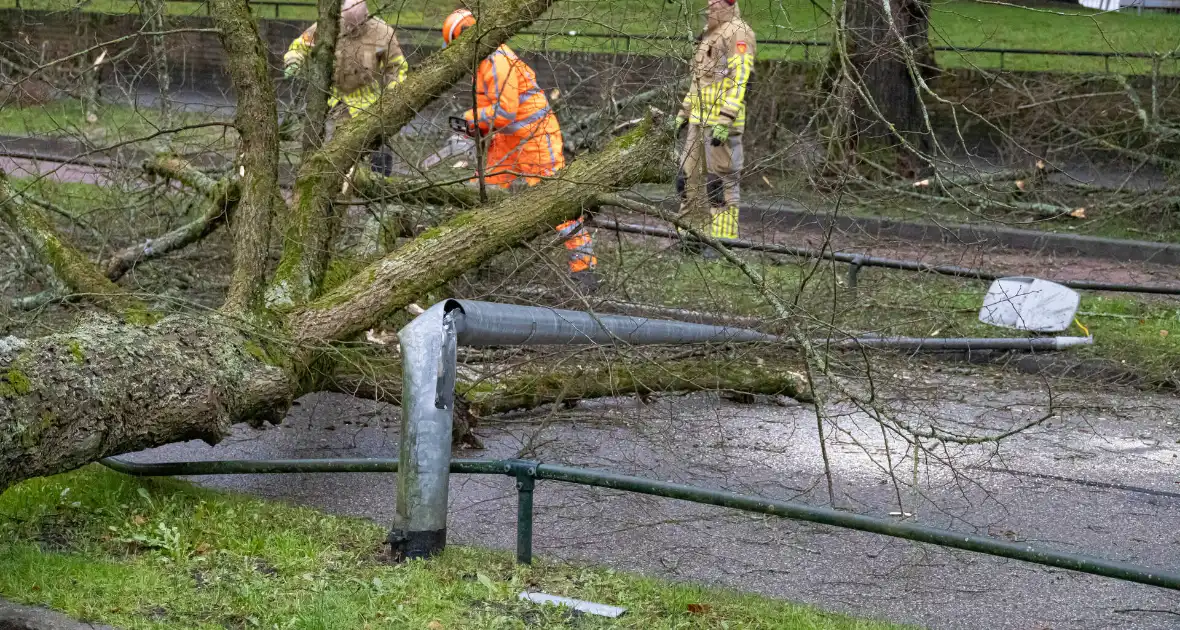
[100,455,1180,592]
[160,0,1176,72]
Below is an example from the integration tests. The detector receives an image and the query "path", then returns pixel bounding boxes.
[122,368,1180,629]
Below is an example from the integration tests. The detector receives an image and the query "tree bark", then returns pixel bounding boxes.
[291,116,675,343]
[839,0,934,176]
[211,0,280,314]
[0,315,293,490]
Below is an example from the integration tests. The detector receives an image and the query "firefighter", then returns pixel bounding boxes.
[675,0,756,253]
[283,0,408,175]
[442,8,598,292]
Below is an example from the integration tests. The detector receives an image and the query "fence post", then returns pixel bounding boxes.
[847,255,865,289]
[513,462,536,565]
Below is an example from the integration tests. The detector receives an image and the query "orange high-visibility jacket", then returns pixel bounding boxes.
[462,45,553,137]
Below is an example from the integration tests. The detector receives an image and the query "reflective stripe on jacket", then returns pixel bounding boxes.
[463,45,553,137]
[680,18,756,129]
[284,18,408,117]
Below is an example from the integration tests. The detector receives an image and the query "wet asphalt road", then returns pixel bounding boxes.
[121,367,1180,630]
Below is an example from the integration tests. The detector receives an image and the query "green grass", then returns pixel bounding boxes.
[0,465,906,629]
[3,0,1178,73]
[828,196,1180,244]
[0,100,234,148]
[602,242,1180,385]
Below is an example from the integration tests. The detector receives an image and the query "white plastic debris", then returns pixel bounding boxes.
[518,592,626,618]
[979,277,1080,333]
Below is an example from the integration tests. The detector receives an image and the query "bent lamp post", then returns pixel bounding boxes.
[388,299,778,559]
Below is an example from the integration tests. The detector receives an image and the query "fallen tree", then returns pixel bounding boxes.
[0,0,808,493]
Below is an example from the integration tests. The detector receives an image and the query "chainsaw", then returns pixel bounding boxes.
[419,117,477,171]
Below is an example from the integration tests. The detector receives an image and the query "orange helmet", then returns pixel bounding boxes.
[442,9,476,46]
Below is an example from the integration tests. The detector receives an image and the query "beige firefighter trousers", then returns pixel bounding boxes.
[677,124,743,239]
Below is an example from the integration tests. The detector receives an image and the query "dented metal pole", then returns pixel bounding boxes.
[390,299,778,560]
[389,301,459,559]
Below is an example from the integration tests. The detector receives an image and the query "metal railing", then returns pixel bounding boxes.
[93,297,1180,598]
[158,0,1175,72]
[593,218,1180,296]
[393,299,777,558]
[99,455,1180,591]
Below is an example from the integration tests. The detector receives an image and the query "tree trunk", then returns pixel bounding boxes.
[137,0,171,126]
[839,0,934,177]
[0,315,293,491]
[0,0,797,498]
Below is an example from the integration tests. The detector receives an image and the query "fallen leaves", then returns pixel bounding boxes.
[687,603,712,615]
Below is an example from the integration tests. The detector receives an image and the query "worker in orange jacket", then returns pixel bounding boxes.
[443,9,597,291]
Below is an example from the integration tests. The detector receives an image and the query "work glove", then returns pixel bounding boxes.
[710,123,729,147]
[283,61,301,79]
[675,115,688,134]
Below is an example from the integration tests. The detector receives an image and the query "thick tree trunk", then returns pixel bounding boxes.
[840,0,934,176]
[0,315,293,491]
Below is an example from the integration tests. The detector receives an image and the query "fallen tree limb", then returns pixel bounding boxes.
[0,171,148,314]
[870,179,1086,219]
[911,161,1052,195]
[103,196,235,280]
[8,157,241,309]
[293,115,675,343]
[271,0,559,307]
[562,83,683,154]
[462,356,812,416]
[0,314,293,490]
[105,160,241,280]
[349,169,505,209]
[327,350,811,446]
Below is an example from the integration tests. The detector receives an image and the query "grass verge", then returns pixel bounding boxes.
[600,241,1180,386]
[0,100,234,148]
[0,465,907,629]
[2,0,1177,73]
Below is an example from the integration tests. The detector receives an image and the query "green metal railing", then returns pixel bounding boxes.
[100,456,1180,591]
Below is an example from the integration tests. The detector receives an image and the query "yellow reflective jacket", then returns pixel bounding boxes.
[679,17,756,130]
[284,18,408,118]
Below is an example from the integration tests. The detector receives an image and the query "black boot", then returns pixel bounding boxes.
[369,148,394,177]
[571,270,600,294]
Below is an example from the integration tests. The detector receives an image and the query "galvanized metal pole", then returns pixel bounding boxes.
[392,300,778,560]
[388,301,460,559]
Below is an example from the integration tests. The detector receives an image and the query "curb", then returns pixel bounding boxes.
[0,598,120,630]
[742,201,1180,267]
